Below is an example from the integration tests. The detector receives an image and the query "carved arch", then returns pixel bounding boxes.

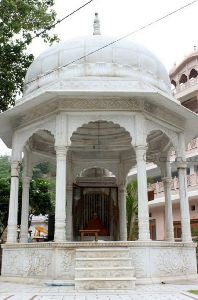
[73,162,118,180]
[171,79,176,88]
[145,120,178,150]
[179,73,187,84]
[16,118,56,154]
[67,114,135,146]
[189,68,198,79]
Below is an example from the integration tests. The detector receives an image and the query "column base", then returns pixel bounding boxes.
[7,225,17,244]
[20,235,28,243]
[54,229,66,242]
[138,238,151,242]
[165,237,175,242]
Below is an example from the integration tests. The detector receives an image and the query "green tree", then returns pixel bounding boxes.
[0,155,11,178]
[126,181,138,240]
[0,156,11,238]
[126,178,153,240]
[27,178,54,228]
[0,178,10,238]
[0,0,58,112]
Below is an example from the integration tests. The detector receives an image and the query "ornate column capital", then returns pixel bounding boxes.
[135,145,147,161]
[22,176,31,184]
[162,177,172,187]
[119,185,126,193]
[67,185,73,192]
[11,161,19,177]
[55,145,67,158]
[177,161,187,169]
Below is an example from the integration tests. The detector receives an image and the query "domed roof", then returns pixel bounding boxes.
[23,16,171,97]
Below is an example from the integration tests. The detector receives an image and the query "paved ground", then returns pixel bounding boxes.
[0,280,198,300]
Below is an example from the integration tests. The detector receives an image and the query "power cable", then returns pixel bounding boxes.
[30,0,95,41]
[24,0,198,87]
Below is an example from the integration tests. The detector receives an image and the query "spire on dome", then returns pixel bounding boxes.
[93,13,101,35]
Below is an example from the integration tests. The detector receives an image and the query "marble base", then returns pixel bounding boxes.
[1,241,197,287]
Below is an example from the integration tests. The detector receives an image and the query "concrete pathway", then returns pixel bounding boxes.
[0,280,198,300]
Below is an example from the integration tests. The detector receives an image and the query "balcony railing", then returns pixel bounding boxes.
[170,138,198,157]
[187,138,198,151]
[172,77,198,95]
[148,172,198,199]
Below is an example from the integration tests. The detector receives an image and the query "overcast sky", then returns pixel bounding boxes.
[1,0,198,155]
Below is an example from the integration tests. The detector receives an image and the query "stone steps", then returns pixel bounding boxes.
[75,278,136,290]
[75,247,136,290]
[76,248,129,258]
[76,267,134,278]
[76,257,131,268]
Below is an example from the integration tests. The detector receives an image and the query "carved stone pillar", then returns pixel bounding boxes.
[177,162,192,242]
[66,185,73,241]
[54,146,67,242]
[20,176,31,243]
[118,185,127,241]
[7,161,20,243]
[135,145,150,241]
[177,133,192,243]
[162,176,174,241]
[20,149,32,243]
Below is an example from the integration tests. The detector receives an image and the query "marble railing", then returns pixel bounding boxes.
[172,77,198,95]
[186,138,198,151]
[170,138,198,157]
[149,172,198,199]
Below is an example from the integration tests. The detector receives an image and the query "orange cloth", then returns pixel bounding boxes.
[85,216,108,236]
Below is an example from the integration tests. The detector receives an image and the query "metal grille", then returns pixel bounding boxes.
[82,191,110,232]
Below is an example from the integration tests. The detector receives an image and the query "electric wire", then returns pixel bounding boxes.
[30,0,95,41]
[24,0,198,87]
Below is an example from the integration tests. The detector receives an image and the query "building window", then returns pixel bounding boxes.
[179,74,188,85]
[149,219,156,240]
[149,212,152,218]
[173,221,182,239]
[189,68,198,80]
[171,79,176,90]
[191,205,196,211]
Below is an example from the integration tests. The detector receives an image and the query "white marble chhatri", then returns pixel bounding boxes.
[0,14,198,288]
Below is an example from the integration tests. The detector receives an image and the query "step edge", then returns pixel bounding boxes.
[75,277,136,281]
[76,258,131,260]
[76,248,129,251]
[75,267,134,270]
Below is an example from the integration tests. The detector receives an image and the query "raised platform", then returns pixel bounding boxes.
[1,241,197,288]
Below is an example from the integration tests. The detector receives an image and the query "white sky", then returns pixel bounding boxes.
[1,0,198,155]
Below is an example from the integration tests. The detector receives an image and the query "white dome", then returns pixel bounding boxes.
[23,35,171,97]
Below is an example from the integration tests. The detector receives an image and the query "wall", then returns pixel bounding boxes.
[149,206,165,240]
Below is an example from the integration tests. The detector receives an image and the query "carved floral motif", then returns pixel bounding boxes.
[2,250,22,276]
[24,250,51,276]
[157,249,195,274]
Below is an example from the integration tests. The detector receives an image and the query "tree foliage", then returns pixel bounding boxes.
[0,0,58,111]
[126,181,138,240]
[126,178,153,240]
[0,178,10,238]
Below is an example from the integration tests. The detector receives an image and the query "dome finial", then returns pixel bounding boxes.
[93,13,101,35]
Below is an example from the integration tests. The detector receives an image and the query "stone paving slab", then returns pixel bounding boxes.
[0,281,198,300]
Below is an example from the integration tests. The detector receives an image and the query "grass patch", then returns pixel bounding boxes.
[188,290,198,295]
